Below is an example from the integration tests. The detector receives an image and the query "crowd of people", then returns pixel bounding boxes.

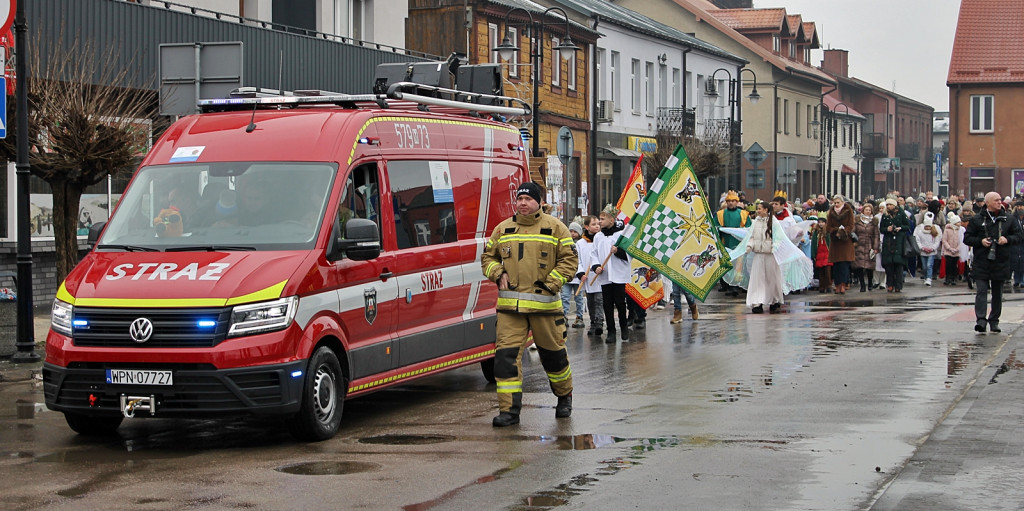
[560,187,1024,333]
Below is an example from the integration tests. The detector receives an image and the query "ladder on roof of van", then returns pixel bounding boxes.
[197,82,532,118]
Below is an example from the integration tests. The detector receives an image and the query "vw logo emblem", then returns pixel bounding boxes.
[129,317,154,343]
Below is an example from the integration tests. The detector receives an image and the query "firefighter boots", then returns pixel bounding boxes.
[555,394,572,418]
[492,412,520,427]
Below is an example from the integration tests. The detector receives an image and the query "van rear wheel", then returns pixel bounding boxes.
[64,412,123,436]
[480,358,496,383]
[287,346,345,441]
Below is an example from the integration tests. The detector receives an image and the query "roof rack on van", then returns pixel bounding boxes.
[198,83,531,118]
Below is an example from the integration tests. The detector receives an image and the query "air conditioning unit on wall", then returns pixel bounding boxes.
[596,100,614,123]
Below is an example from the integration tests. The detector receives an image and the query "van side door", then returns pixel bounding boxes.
[330,163,398,380]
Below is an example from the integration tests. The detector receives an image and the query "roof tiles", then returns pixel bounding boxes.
[948,0,1024,84]
[711,8,788,32]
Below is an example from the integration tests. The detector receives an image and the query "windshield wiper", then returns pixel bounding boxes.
[164,245,257,252]
[96,244,160,252]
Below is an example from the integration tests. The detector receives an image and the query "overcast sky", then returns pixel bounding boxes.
[760,0,960,112]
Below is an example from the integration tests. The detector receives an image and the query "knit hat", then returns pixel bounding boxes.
[923,211,934,226]
[516,182,543,203]
[568,222,583,235]
[884,198,898,208]
[948,212,961,224]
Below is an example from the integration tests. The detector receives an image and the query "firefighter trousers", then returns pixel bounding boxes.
[494,311,573,414]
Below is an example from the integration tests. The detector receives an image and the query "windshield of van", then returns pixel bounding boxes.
[98,162,337,251]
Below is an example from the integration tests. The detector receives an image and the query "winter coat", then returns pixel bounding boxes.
[914,224,942,256]
[748,215,774,254]
[964,207,1024,281]
[879,209,910,267]
[826,203,856,263]
[853,215,880,269]
[811,230,832,268]
[482,210,578,314]
[941,223,961,258]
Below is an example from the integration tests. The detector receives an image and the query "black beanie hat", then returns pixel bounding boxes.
[516,182,543,203]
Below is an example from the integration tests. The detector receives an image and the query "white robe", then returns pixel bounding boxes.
[591,229,630,285]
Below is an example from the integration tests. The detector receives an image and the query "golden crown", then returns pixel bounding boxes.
[773,189,788,200]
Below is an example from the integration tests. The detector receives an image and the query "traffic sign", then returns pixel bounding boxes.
[744,142,767,168]
[0,77,7,138]
[556,126,573,166]
[0,1,14,37]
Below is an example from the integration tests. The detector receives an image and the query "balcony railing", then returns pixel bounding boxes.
[656,107,695,137]
[896,142,920,161]
[861,132,887,158]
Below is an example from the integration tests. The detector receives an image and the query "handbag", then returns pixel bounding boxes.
[903,234,921,257]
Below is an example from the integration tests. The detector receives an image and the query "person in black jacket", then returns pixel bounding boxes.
[964,192,1024,333]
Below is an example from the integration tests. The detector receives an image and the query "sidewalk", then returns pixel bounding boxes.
[0,313,49,383]
[870,322,1024,509]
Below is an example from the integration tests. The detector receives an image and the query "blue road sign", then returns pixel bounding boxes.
[0,77,6,139]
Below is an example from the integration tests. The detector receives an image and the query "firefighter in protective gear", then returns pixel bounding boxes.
[481,182,578,427]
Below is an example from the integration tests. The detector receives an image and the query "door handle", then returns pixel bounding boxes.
[379,270,393,281]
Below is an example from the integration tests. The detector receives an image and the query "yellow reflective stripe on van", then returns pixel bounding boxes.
[497,381,522,393]
[499,234,560,245]
[348,349,496,393]
[547,365,572,383]
[67,280,288,308]
[55,282,75,305]
[348,116,519,165]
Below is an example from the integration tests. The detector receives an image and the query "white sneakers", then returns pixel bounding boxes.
[925,278,932,286]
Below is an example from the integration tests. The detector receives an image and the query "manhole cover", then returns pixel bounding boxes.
[358,434,455,445]
[275,461,380,476]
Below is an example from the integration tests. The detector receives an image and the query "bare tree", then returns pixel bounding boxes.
[0,32,157,281]
[647,131,735,184]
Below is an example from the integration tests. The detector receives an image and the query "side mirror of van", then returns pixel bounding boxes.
[334,218,381,261]
[87,222,106,248]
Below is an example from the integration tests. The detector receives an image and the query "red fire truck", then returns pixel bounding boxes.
[43,83,532,440]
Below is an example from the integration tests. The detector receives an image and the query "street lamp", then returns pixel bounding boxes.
[706,67,759,191]
[493,7,579,159]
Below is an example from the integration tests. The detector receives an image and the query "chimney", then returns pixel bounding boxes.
[820,49,849,78]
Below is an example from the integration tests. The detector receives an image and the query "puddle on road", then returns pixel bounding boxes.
[275,460,380,476]
[359,434,455,445]
[989,349,1024,384]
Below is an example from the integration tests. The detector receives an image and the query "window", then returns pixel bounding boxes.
[596,48,605,100]
[796,101,801,136]
[776,97,782,133]
[789,42,795,59]
[806,104,812,138]
[611,51,620,108]
[804,48,811,63]
[551,37,561,87]
[389,161,458,249]
[488,23,498,64]
[672,68,680,107]
[508,27,519,79]
[334,0,365,40]
[783,98,789,134]
[813,106,819,139]
[970,95,994,133]
[773,34,780,53]
[645,61,654,116]
[659,64,667,109]
[567,47,577,91]
[631,58,641,114]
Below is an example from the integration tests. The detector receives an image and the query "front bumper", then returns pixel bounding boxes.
[43,360,306,418]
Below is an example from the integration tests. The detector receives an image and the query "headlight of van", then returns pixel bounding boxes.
[228,296,298,337]
[51,299,74,336]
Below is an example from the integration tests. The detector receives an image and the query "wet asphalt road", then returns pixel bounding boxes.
[2,281,1022,510]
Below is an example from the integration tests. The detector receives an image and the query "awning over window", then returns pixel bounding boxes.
[841,164,858,175]
[600,146,643,158]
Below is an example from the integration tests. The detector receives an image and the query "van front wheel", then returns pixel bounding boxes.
[288,346,345,441]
